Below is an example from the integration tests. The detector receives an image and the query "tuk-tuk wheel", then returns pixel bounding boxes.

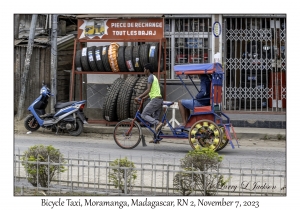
[215,126,229,151]
[188,119,222,151]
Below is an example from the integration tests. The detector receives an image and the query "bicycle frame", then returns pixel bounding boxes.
[131,99,189,142]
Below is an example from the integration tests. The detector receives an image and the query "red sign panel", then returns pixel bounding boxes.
[77,18,164,40]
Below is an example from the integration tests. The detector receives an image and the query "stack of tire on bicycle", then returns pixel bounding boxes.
[80,42,165,122]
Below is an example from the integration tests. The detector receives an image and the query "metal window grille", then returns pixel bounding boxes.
[164,17,212,79]
[224,17,286,112]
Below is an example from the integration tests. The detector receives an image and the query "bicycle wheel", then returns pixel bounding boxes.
[113,119,142,149]
[216,126,229,151]
[188,119,222,151]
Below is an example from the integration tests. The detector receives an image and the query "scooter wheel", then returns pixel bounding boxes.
[68,118,83,136]
[24,114,40,131]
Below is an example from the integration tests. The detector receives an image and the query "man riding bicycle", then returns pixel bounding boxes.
[134,63,163,134]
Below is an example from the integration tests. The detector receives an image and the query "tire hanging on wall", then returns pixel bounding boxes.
[124,46,135,72]
[117,46,127,72]
[95,46,105,72]
[139,44,150,69]
[102,45,112,72]
[102,77,125,122]
[149,42,164,72]
[132,45,143,72]
[80,47,91,71]
[117,76,140,120]
[87,46,98,71]
[75,49,83,71]
[108,42,120,72]
[129,76,148,118]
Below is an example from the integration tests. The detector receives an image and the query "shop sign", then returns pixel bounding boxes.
[78,18,164,40]
[213,21,221,37]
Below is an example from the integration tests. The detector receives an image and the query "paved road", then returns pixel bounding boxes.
[14,131,286,169]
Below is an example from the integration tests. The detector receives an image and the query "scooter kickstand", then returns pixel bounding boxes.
[55,126,59,135]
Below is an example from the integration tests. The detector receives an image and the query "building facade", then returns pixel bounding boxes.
[163,14,286,113]
[14,14,286,121]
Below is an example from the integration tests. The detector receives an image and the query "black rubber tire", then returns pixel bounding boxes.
[117,46,127,72]
[95,46,105,72]
[117,76,139,120]
[124,46,135,72]
[102,86,110,120]
[80,47,92,71]
[24,114,40,131]
[102,45,112,72]
[139,44,150,69]
[113,119,142,149]
[102,78,125,121]
[68,118,83,136]
[87,46,98,71]
[75,50,83,71]
[160,83,164,99]
[132,45,143,72]
[149,42,164,72]
[215,127,230,151]
[130,76,148,118]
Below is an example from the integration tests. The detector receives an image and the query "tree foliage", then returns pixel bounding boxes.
[21,145,66,188]
[108,157,137,193]
[174,147,229,196]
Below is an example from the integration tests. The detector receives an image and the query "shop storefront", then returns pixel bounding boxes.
[163,14,286,113]
[71,14,286,119]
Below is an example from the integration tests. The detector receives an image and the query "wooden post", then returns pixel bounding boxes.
[14,14,20,39]
[17,14,38,120]
[50,14,58,113]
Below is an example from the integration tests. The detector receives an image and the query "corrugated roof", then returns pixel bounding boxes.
[164,14,212,18]
[76,14,164,19]
[18,29,45,39]
[222,14,286,18]
[34,36,50,44]
[14,39,24,45]
[14,34,75,47]
[57,34,75,45]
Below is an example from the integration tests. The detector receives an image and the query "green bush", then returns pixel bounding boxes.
[21,145,66,188]
[174,147,229,196]
[108,157,137,193]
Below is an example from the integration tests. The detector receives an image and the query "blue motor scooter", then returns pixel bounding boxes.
[24,83,88,136]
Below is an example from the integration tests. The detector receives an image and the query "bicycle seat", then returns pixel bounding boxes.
[163,101,174,107]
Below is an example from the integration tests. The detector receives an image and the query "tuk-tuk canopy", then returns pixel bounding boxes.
[174,63,223,75]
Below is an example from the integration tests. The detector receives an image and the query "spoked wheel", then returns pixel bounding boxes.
[216,126,229,151]
[113,119,142,149]
[24,114,40,131]
[188,120,222,151]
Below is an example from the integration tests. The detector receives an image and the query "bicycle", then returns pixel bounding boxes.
[113,63,240,151]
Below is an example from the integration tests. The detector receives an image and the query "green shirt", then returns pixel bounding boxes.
[148,74,161,99]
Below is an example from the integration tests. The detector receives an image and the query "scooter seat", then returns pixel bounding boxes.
[54,101,77,109]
